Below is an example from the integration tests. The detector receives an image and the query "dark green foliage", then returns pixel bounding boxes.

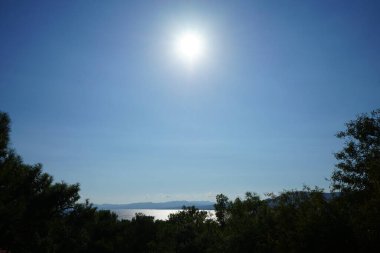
[331,109,380,193]
[221,193,273,253]
[330,109,380,252]
[214,194,229,227]
[124,213,157,252]
[0,112,10,159]
[165,206,218,253]
[1,109,380,252]
[0,112,81,252]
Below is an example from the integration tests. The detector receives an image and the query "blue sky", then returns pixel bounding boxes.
[1,0,379,203]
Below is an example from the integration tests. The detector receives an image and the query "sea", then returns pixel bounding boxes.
[112,209,216,221]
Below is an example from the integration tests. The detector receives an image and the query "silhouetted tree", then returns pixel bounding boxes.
[125,213,157,252]
[0,112,10,160]
[331,109,380,252]
[0,112,80,252]
[331,109,380,193]
[153,206,220,253]
[214,194,229,227]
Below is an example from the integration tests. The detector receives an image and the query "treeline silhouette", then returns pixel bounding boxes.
[0,109,379,253]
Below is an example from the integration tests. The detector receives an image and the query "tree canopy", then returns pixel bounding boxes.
[331,109,380,193]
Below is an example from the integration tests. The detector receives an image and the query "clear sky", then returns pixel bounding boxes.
[1,0,379,203]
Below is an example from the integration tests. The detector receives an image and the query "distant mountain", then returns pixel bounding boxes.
[96,193,340,210]
[95,200,215,210]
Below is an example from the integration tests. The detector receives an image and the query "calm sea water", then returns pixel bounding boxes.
[113,209,215,221]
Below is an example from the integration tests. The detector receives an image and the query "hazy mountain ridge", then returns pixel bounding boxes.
[95,200,215,210]
[96,193,339,210]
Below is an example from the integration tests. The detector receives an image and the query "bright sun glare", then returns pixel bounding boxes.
[175,31,205,65]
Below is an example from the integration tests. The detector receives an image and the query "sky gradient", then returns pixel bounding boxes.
[1,0,379,203]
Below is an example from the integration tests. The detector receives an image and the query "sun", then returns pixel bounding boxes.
[175,31,205,65]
